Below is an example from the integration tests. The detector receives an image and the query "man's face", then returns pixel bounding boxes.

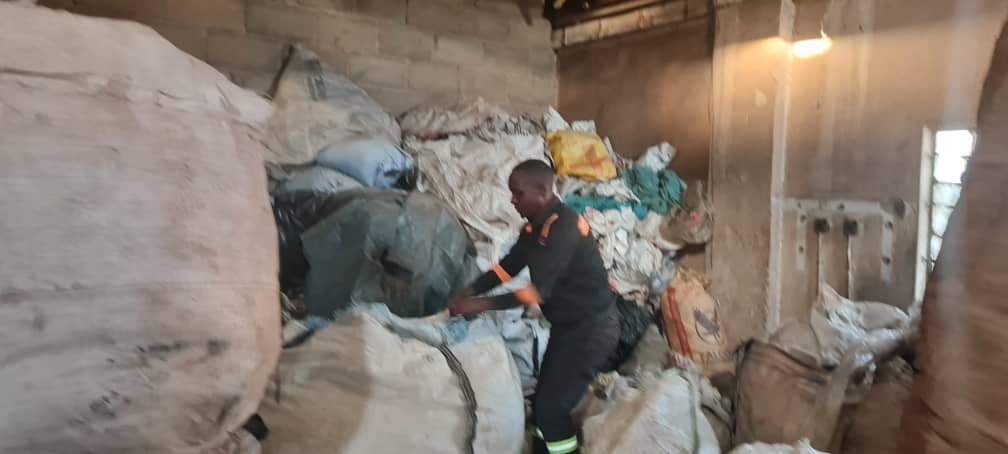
[508,171,547,220]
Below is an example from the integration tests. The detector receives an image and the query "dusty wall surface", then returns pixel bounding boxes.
[710,0,1008,344]
[709,0,793,347]
[786,0,1006,201]
[557,18,713,183]
[36,0,557,114]
[777,0,1007,321]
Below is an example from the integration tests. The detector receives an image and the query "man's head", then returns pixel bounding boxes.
[509,160,556,220]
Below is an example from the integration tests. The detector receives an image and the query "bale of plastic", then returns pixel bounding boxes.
[272,189,386,294]
[300,191,480,318]
[266,45,401,164]
[735,285,910,452]
[316,139,413,188]
[580,371,720,454]
[0,5,280,452]
[899,21,1008,454]
[257,309,526,454]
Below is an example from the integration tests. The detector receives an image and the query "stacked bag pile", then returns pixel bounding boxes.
[733,285,914,454]
[400,98,549,266]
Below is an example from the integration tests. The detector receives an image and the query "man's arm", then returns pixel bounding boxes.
[448,231,531,315]
[467,239,528,296]
[465,213,584,313]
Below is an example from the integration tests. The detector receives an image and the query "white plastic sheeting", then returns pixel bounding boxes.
[403,101,547,264]
[582,208,663,298]
[637,142,676,171]
[809,286,910,368]
[771,285,910,369]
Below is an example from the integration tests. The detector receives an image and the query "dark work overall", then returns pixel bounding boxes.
[469,201,618,454]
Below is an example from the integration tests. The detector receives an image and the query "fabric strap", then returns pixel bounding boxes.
[535,429,578,454]
[546,436,578,454]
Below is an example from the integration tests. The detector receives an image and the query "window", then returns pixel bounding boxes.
[926,129,975,268]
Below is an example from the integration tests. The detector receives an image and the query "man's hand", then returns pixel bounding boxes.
[523,303,544,319]
[447,297,492,318]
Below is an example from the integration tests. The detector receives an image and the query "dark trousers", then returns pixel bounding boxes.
[533,305,619,452]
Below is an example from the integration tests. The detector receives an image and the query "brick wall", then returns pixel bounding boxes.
[36,0,557,114]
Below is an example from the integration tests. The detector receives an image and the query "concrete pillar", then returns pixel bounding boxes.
[708,0,794,345]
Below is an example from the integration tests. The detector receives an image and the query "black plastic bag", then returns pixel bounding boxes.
[605,297,656,371]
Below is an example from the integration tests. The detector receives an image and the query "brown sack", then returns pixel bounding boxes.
[734,341,870,453]
[843,358,914,454]
[899,20,1008,454]
[662,268,736,378]
[0,5,280,452]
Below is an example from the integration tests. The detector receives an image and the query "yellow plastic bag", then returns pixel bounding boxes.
[547,131,618,181]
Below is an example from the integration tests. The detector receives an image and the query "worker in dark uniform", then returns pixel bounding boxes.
[448,159,619,454]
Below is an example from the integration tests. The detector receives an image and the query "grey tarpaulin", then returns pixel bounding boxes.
[273,189,390,294]
[301,191,480,318]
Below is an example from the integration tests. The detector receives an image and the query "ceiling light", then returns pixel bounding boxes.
[792,31,832,59]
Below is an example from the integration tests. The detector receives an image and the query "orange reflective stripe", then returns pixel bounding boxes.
[492,264,511,283]
[514,285,543,306]
[577,216,590,237]
[539,214,560,245]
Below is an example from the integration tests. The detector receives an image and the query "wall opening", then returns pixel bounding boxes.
[928,129,975,265]
[914,128,976,301]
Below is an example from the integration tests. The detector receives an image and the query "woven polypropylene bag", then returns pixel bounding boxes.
[0,5,280,452]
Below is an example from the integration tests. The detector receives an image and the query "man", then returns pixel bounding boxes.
[448,159,618,454]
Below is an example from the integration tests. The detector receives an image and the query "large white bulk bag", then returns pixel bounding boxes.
[0,5,280,453]
[258,310,526,454]
[581,371,721,454]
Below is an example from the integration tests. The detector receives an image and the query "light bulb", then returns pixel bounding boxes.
[793,32,832,59]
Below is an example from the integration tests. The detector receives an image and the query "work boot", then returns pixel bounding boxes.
[532,437,549,454]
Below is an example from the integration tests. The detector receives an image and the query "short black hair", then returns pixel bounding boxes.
[511,160,555,187]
